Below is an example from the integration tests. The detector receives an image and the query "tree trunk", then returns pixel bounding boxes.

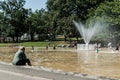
[64,35,67,42]
[30,33,34,41]
[16,36,19,43]
[12,36,15,43]
[76,36,79,42]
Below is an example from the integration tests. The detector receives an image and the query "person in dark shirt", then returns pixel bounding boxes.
[115,44,119,51]
[12,46,32,66]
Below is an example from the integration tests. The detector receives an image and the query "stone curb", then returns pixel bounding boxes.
[23,66,120,80]
[0,62,119,80]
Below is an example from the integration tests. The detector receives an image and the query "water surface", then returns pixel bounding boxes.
[29,48,120,79]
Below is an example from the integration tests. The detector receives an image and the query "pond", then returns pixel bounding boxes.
[0,47,120,79]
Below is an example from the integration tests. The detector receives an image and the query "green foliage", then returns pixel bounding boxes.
[20,42,49,47]
[95,1,120,25]
[46,0,115,41]
[0,0,120,42]
[0,0,28,42]
[92,1,120,42]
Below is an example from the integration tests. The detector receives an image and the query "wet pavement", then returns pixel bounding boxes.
[0,62,119,80]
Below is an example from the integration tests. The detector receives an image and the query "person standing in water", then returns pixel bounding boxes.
[115,44,120,51]
[31,45,34,53]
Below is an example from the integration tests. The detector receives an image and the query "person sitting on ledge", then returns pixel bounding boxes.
[12,46,32,66]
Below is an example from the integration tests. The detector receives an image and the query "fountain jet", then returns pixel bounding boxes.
[73,20,102,50]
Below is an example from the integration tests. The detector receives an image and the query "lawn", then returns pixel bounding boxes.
[20,42,49,47]
[0,41,69,47]
[0,42,49,47]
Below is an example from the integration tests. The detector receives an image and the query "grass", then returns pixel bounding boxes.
[0,37,81,47]
[0,41,66,47]
[20,41,50,47]
[0,43,10,47]
[19,41,69,47]
[0,42,49,47]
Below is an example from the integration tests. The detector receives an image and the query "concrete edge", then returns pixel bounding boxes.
[0,62,119,80]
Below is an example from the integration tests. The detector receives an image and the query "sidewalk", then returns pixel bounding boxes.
[0,62,119,80]
[0,69,51,80]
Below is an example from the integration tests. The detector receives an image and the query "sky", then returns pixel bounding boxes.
[0,0,47,12]
[24,0,47,12]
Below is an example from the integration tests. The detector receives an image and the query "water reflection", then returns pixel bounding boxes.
[77,51,91,64]
[31,49,120,79]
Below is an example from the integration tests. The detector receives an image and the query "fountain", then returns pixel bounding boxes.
[73,20,102,50]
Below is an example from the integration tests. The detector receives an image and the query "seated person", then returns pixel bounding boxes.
[12,46,32,66]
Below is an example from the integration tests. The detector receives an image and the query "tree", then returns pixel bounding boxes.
[74,0,114,22]
[46,0,77,41]
[46,0,115,41]
[94,1,120,44]
[0,11,14,42]
[25,9,50,41]
[0,0,28,42]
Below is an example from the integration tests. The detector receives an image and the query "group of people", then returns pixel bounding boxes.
[12,42,120,66]
[94,42,120,53]
[108,42,120,51]
[12,44,56,66]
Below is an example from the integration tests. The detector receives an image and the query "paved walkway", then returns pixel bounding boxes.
[0,69,52,80]
[0,62,118,80]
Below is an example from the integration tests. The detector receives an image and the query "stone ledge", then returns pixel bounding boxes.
[0,62,119,80]
[24,65,119,80]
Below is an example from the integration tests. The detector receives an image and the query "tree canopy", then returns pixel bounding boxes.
[0,0,28,42]
[0,0,120,43]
